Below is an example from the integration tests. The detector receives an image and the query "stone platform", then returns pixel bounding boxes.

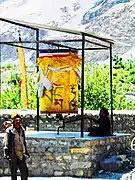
[0,131,131,178]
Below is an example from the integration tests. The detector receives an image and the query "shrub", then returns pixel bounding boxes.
[1,56,135,110]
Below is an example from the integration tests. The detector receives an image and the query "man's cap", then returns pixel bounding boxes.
[11,112,18,119]
[11,112,22,120]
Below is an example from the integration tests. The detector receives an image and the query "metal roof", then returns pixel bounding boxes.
[0,17,114,44]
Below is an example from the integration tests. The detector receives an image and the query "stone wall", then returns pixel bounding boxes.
[0,110,135,133]
[0,134,131,177]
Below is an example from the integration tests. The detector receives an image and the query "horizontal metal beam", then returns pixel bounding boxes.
[83,32,114,44]
[50,42,77,50]
[53,39,82,42]
[0,40,81,44]
[1,43,78,52]
[0,40,77,44]
[43,38,110,48]
[85,39,109,49]
[0,40,109,50]
[77,47,108,50]
[52,39,110,48]
[1,43,37,51]
[0,38,109,48]
[0,17,37,30]
[1,42,108,51]
[0,40,77,50]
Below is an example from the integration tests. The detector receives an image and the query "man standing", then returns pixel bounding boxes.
[3,112,29,180]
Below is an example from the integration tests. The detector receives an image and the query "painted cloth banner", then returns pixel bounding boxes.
[17,43,28,109]
[36,52,82,114]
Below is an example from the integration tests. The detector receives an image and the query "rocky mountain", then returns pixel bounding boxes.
[0,0,135,66]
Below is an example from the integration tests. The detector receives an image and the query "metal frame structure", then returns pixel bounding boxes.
[0,17,114,137]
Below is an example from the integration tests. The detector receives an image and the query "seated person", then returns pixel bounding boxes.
[88,107,111,136]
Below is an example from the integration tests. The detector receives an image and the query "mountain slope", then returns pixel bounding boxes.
[0,0,135,65]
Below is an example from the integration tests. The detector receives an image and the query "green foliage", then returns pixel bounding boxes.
[0,56,135,110]
[27,76,37,109]
[1,83,21,109]
[84,64,110,110]
[113,55,124,69]
[6,64,14,69]
[84,56,135,110]
[0,69,37,109]
[1,63,17,69]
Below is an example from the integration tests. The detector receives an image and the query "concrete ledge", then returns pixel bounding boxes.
[0,109,135,115]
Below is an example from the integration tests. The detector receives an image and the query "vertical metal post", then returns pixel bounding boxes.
[36,29,39,131]
[81,33,85,137]
[110,43,113,134]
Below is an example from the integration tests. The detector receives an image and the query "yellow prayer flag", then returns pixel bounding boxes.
[17,43,28,109]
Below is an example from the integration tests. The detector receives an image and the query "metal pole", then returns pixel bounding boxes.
[110,43,113,134]
[36,29,40,131]
[1,42,38,51]
[81,33,85,137]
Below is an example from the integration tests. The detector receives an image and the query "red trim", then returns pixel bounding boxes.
[40,110,78,114]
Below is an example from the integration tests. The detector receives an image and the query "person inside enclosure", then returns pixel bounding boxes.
[3,112,30,180]
[88,107,111,136]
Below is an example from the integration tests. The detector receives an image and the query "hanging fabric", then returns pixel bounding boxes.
[17,42,29,109]
[37,69,53,97]
[36,52,82,114]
